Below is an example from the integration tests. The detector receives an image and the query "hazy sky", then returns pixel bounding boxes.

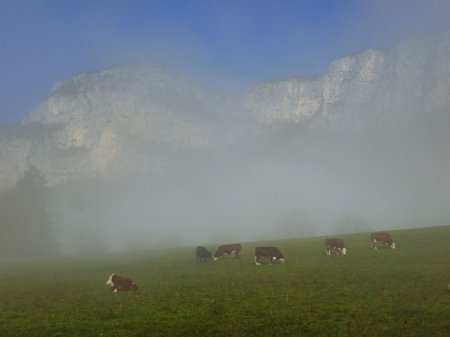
[1,0,450,123]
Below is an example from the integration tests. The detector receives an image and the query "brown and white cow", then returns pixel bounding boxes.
[106,274,138,293]
[254,246,285,266]
[213,243,241,260]
[371,232,396,250]
[325,238,347,255]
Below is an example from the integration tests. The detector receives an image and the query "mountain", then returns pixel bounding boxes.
[246,30,450,129]
[0,63,250,190]
[0,31,450,190]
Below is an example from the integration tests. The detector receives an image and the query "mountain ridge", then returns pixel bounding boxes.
[0,30,449,190]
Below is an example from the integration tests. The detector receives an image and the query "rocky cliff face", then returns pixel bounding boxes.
[0,31,449,190]
[246,30,450,129]
[0,63,246,189]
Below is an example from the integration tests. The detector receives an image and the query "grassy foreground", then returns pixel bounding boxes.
[0,226,449,337]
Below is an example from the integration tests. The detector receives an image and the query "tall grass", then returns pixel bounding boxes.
[0,226,449,336]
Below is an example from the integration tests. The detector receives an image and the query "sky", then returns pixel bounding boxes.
[1,0,450,123]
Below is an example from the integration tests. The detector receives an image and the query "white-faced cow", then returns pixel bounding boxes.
[106,274,138,293]
[196,246,212,262]
[325,238,347,255]
[214,243,241,260]
[371,232,396,250]
[254,246,285,266]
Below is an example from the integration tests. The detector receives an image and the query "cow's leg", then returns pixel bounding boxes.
[254,255,261,266]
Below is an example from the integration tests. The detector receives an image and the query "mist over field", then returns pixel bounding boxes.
[1,2,450,259]
[2,3,450,337]
[49,105,450,255]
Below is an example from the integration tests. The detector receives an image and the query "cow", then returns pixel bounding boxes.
[325,238,347,255]
[196,246,212,262]
[371,232,396,250]
[213,243,241,260]
[254,246,285,266]
[106,274,138,293]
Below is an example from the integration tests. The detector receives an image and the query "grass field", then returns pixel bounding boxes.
[0,225,449,337]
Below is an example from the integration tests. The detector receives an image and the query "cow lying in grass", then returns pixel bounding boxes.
[106,274,138,293]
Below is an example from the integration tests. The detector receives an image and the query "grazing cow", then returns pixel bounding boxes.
[213,243,241,260]
[106,274,138,293]
[371,232,396,250]
[196,246,212,262]
[325,238,347,255]
[254,246,285,266]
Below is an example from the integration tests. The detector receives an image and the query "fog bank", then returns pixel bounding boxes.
[52,107,450,255]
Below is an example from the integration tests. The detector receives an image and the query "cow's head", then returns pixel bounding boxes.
[341,247,347,255]
[271,254,285,263]
[106,273,117,286]
[391,242,396,249]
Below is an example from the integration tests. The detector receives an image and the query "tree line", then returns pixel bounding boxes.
[0,167,59,259]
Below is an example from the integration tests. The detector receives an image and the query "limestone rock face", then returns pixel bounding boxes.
[0,63,240,189]
[246,31,450,129]
[0,31,449,190]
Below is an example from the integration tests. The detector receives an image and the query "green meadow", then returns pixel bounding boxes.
[0,226,449,337]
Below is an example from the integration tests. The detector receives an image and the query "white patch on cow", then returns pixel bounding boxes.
[272,256,276,261]
[279,258,285,263]
[230,250,235,255]
[213,257,218,261]
[391,242,396,249]
[342,248,347,255]
[113,288,118,293]
[106,274,115,286]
